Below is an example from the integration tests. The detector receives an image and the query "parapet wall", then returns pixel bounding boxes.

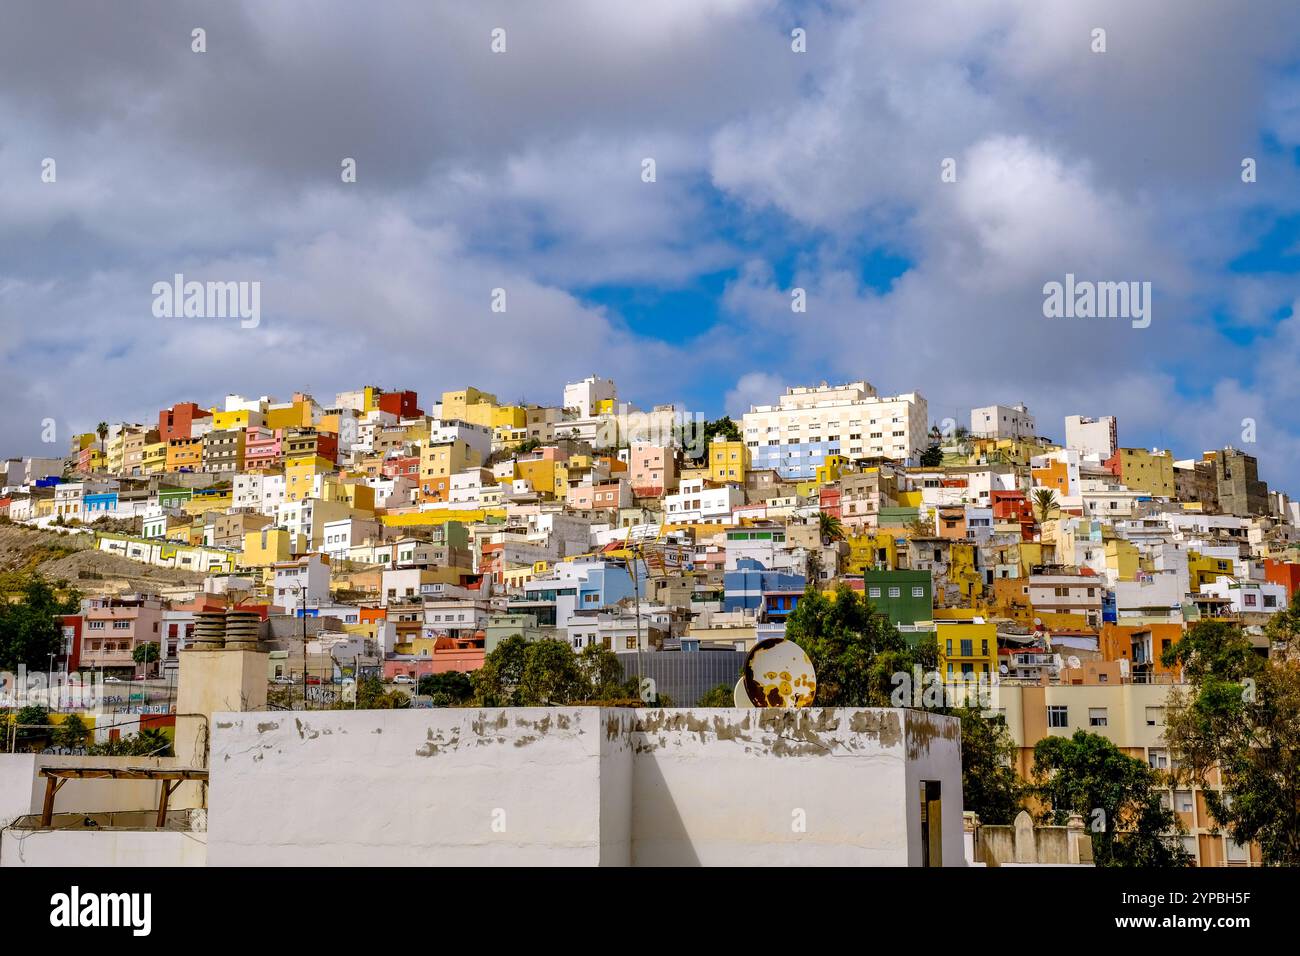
[207,707,963,866]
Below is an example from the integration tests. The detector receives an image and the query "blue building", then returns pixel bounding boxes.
[723,558,806,614]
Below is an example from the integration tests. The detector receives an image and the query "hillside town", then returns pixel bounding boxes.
[1,375,1298,868]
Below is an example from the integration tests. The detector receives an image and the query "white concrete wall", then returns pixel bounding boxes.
[207,708,607,866]
[0,828,207,867]
[206,707,965,866]
[0,754,201,830]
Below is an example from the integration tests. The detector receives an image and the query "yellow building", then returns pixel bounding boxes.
[264,400,313,431]
[844,533,899,574]
[239,527,307,570]
[514,457,565,499]
[211,408,256,431]
[1105,538,1140,582]
[709,440,750,484]
[933,616,998,684]
[320,476,376,514]
[141,441,168,475]
[1188,551,1235,591]
[814,454,848,487]
[420,439,483,501]
[1116,447,1175,497]
[285,455,334,502]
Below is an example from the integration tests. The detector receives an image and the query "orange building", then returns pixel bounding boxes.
[1099,622,1184,681]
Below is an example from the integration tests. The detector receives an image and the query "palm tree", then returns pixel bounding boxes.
[1032,488,1059,527]
[817,510,846,545]
[95,421,109,457]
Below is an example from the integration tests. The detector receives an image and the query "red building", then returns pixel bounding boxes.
[158,402,212,442]
[819,486,842,519]
[381,455,420,480]
[60,614,83,671]
[1264,559,1300,602]
[376,389,422,420]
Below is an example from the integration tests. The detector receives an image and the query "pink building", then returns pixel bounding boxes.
[629,444,678,497]
[79,595,165,674]
[244,426,284,471]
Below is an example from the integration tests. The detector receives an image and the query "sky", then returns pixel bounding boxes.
[2,1,1299,487]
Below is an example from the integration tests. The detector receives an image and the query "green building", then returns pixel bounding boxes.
[863,569,932,627]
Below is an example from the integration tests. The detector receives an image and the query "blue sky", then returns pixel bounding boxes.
[2,0,1300,488]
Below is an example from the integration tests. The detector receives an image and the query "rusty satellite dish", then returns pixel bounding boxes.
[741,637,817,708]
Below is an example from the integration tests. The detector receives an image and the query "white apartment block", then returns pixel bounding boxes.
[233,472,286,515]
[742,381,928,479]
[563,375,617,418]
[970,404,1035,440]
[1065,415,1118,460]
[663,478,744,525]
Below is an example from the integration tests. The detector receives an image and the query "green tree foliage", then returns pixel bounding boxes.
[353,674,410,710]
[689,416,742,461]
[697,682,737,707]
[1031,488,1058,527]
[53,714,90,750]
[132,641,160,677]
[919,444,944,467]
[784,582,928,706]
[1032,730,1190,867]
[471,635,643,706]
[0,574,81,670]
[86,728,174,757]
[952,707,1024,825]
[418,670,474,703]
[817,510,846,544]
[1162,599,1300,864]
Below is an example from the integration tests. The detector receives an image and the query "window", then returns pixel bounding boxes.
[868,587,881,598]
[1175,791,1193,813]
[1088,707,1108,727]
[912,586,925,598]
[960,639,972,657]
[1047,705,1069,728]
[1148,748,1169,769]
[888,587,901,598]
[1145,706,1164,727]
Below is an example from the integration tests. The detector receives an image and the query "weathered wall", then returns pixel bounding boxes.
[208,708,606,866]
[628,708,962,866]
[0,753,202,830]
[207,707,965,866]
[0,828,207,867]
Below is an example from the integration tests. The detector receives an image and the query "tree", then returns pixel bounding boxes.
[785,582,925,707]
[1031,730,1190,867]
[518,638,589,706]
[953,707,1023,825]
[690,416,742,461]
[697,682,736,707]
[1161,600,1300,864]
[471,634,532,706]
[53,714,90,751]
[578,643,640,702]
[95,422,109,457]
[817,510,846,545]
[132,641,160,678]
[1031,488,1058,527]
[9,704,51,751]
[0,574,81,671]
[920,444,944,467]
[418,670,473,703]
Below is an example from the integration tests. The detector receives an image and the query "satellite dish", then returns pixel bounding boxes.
[733,677,751,708]
[1067,655,1082,670]
[999,664,1009,675]
[742,638,817,708]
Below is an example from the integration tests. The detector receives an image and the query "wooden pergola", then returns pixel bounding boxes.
[38,767,209,829]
